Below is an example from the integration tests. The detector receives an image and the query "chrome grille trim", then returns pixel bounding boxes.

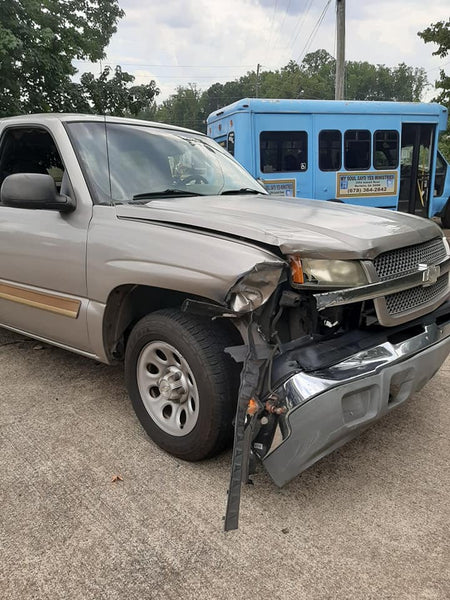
[373,237,447,281]
[370,237,450,326]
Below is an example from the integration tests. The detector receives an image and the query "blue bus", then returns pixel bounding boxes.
[206,99,450,227]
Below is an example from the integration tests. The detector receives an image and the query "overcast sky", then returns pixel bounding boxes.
[75,0,449,103]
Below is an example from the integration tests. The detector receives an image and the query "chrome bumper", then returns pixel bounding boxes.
[262,318,450,487]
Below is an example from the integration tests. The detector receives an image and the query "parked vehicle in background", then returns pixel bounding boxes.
[207,99,450,227]
[1,114,450,529]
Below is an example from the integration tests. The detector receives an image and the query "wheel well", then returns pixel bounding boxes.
[103,284,236,362]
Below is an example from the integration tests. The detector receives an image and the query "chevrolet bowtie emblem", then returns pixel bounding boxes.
[418,263,440,287]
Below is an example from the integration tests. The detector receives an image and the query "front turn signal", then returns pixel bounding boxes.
[289,256,304,284]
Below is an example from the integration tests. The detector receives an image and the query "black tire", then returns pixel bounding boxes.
[124,309,240,461]
[441,198,450,229]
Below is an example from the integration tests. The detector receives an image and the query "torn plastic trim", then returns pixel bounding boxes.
[223,318,272,532]
[314,256,450,311]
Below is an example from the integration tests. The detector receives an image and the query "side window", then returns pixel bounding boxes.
[319,130,342,171]
[373,130,399,169]
[216,136,227,150]
[344,130,371,170]
[0,127,65,189]
[260,131,308,173]
[227,131,235,156]
[215,133,235,156]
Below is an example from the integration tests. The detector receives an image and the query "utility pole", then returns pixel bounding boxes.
[335,0,345,100]
[255,63,261,98]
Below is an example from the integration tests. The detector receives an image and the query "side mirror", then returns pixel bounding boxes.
[1,173,76,213]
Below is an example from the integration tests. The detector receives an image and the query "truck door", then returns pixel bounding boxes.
[399,123,434,217]
[0,123,92,352]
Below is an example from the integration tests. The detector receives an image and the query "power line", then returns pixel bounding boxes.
[73,60,255,69]
[269,0,294,65]
[283,0,315,63]
[425,60,450,74]
[296,0,332,64]
[264,0,282,65]
[117,73,254,80]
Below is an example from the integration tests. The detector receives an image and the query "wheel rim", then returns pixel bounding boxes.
[136,340,200,437]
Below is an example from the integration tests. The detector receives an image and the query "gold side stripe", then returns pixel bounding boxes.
[0,283,80,319]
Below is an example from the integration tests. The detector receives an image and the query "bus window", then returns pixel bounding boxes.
[216,136,227,150]
[319,130,342,171]
[344,130,371,170]
[227,131,235,156]
[260,131,308,173]
[374,130,399,169]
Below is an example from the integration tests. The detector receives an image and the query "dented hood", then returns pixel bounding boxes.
[115,195,442,260]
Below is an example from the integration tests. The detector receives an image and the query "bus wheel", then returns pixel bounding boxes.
[441,198,450,229]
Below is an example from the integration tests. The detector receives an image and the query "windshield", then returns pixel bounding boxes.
[67,121,267,204]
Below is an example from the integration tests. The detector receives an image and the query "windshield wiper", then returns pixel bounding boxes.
[131,189,205,202]
[220,188,263,195]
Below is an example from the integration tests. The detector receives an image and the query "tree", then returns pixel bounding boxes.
[80,66,159,116]
[152,51,429,131]
[418,19,450,158]
[297,49,335,99]
[0,0,124,115]
[154,84,204,130]
[345,61,427,101]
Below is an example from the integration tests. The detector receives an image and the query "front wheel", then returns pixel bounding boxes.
[124,309,239,461]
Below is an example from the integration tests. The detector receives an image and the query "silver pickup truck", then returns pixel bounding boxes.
[1,115,449,528]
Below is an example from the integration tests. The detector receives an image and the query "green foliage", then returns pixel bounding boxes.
[150,50,429,133]
[418,19,450,59]
[418,19,450,159]
[80,66,159,116]
[0,1,159,117]
[346,61,427,102]
[155,84,205,130]
[0,0,126,115]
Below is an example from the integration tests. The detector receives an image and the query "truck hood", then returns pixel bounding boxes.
[115,195,442,260]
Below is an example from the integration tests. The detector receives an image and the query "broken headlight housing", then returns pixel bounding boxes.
[290,257,368,288]
[227,262,284,313]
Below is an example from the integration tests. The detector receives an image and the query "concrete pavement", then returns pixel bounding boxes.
[1,327,449,599]
[1,225,450,599]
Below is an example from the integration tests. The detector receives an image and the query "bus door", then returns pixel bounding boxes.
[255,114,312,198]
[399,123,435,217]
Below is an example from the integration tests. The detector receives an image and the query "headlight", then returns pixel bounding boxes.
[227,262,284,313]
[289,256,367,287]
[443,237,450,256]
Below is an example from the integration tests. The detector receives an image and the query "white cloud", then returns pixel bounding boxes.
[75,0,449,103]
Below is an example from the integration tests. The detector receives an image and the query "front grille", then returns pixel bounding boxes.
[371,237,449,324]
[373,237,447,281]
[385,273,449,315]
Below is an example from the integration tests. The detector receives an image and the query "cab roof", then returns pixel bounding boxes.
[0,113,204,136]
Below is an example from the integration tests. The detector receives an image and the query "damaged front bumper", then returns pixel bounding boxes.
[261,302,450,487]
